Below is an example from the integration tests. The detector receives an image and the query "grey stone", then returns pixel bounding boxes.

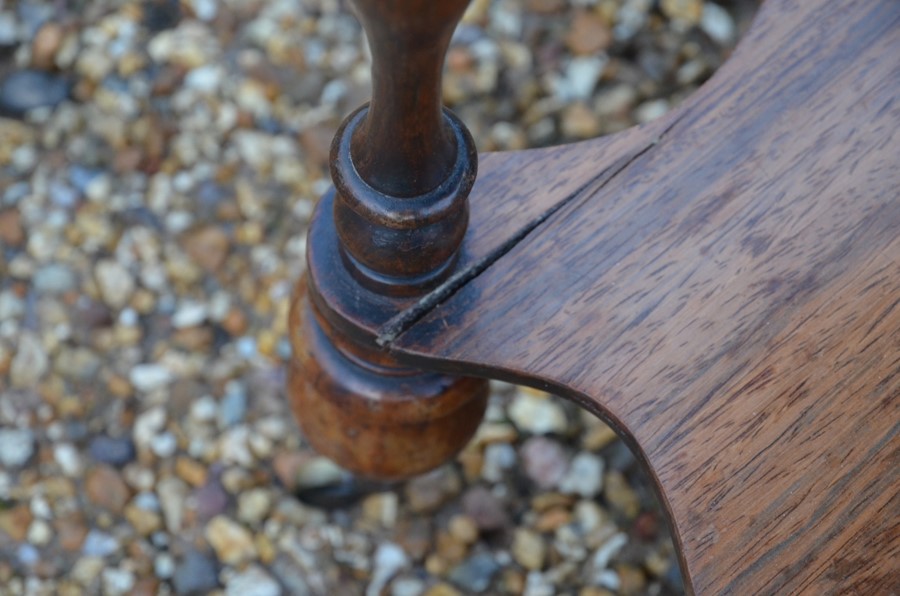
[0,428,35,468]
[0,70,69,117]
[172,550,219,595]
[449,552,500,593]
[88,435,136,467]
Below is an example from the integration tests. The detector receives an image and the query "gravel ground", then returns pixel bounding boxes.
[0,0,757,594]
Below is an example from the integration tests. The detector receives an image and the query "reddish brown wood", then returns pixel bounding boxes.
[348,0,471,197]
[372,0,900,592]
[288,283,487,480]
[287,0,488,479]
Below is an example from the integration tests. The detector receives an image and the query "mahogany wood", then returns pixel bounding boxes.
[287,0,488,480]
[371,0,900,592]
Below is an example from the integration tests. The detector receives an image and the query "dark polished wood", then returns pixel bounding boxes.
[287,0,488,480]
[289,0,898,590]
[348,0,472,198]
[374,0,900,593]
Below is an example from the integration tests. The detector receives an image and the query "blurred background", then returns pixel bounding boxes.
[0,0,757,594]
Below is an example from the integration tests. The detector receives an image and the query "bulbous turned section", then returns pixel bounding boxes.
[286,0,488,480]
[288,284,488,480]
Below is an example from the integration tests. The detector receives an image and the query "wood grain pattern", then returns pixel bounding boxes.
[382,0,900,592]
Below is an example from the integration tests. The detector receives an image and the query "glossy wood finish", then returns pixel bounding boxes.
[375,0,900,592]
[348,0,471,197]
[287,0,488,479]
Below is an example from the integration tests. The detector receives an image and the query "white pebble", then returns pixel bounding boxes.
[154,553,175,579]
[150,432,178,458]
[701,2,736,44]
[134,407,166,448]
[27,519,52,545]
[225,565,281,596]
[367,542,408,596]
[190,395,219,423]
[560,452,605,497]
[0,428,35,468]
[509,393,568,435]
[129,364,174,392]
[95,259,135,309]
[172,300,208,328]
[101,567,135,596]
[54,443,83,476]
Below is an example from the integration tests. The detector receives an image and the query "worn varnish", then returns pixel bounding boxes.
[372,0,900,593]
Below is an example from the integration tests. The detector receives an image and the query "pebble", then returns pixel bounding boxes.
[130,364,174,393]
[85,465,131,513]
[448,515,479,545]
[102,567,136,596]
[237,488,273,525]
[82,530,120,558]
[462,486,509,531]
[158,476,189,532]
[0,70,70,117]
[362,492,399,528]
[53,443,83,476]
[194,477,230,521]
[125,503,162,535]
[481,443,516,482]
[219,382,248,428]
[88,435,136,466]
[512,528,546,570]
[206,515,258,565]
[190,395,219,423]
[27,519,52,545]
[172,300,208,328]
[226,565,282,596]
[367,542,409,596]
[18,543,40,567]
[392,577,426,596]
[661,0,703,23]
[181,224,230,272]
[603,471,641,518]
[701,2,736,44]
[134,407,167,449]
[405,465,462,513]
[10,333,49,388]
[589,532,629,574]
[0,208,24,247]
[448,552,500,593]
[508,392,568,435]
[0,428,35,468]
[634,99,670,124]
[559,452,604,497]
[562,102,601,139]
[566,12,612,55]
[424,584,463,596]
[172,549,220,595]
[94,259,135,309]
[0,504,33,541]
[521,437,569,489]
[154,553,175,579]
[150,431,178,458]
[33,263,77,294]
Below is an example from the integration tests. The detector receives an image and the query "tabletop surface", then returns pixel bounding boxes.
[381,0,900,592]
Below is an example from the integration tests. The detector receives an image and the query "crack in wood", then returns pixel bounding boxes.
[376,113,687,347]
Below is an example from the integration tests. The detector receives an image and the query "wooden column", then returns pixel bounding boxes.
[287,0,488,479]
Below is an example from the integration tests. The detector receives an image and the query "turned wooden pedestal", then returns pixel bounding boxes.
[288,0,900,592]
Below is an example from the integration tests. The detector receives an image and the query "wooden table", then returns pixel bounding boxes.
[384,0,900,592]
[290,0,900,592]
